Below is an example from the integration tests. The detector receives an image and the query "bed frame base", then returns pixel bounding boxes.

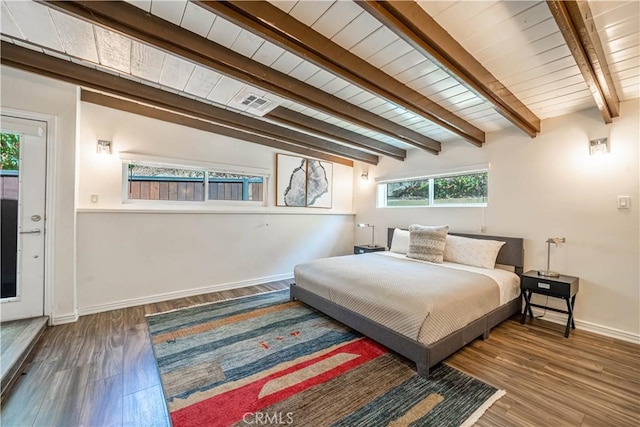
[290,283,520,377]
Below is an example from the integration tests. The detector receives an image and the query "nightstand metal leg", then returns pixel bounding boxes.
[564,296,575,338]
[521,290,533,324]
[570,295,576,329]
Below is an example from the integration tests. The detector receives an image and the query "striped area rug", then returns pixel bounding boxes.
[146,289,504,427]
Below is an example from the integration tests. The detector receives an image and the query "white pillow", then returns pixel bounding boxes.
[390,228,410,254]
[444,235,505,269]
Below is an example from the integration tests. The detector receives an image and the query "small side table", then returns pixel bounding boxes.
[354,245,386,255]
[520,270,579,338]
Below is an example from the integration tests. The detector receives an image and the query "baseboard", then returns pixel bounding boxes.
[51,312,78,325]
[77,273,295,317]
[531,308,640,344]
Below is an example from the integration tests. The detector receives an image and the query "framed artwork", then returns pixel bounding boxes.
[276,154,333,208]
[306,159,333,208]
[276,154,307,207]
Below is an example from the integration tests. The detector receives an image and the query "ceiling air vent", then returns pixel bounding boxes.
[230,91,280,116]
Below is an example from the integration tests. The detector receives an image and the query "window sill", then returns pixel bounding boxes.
[76,207,355,215]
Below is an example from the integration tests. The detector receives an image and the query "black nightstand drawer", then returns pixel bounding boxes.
[522,278,568,296]
[521,272,579,298]
[354,245,385,254]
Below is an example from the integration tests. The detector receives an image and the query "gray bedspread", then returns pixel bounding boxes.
[293,253,500,345]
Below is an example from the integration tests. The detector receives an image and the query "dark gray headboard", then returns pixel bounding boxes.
[387,228,524,275]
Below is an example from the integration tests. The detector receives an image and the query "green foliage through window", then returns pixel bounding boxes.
[378,171,488,207]
[1,133,20,170]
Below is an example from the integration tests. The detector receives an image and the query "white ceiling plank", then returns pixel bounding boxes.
[269,1,297,14]
[606,32,640,56]
[320,76,351,94]
[130,41,164,82]
[305,69,337,88]
[95,27,131,73]
[49,10,98,63]
[418,76,460,97]
[333,84,364,101]
[183,66,222,98]
[607,43,640,63]
[206,76,246,105]
[230,29,265,58]
[516,73,586,99]
[406,69,450,91]
[501,55,577,87]
[350,25,397,59]
[1,2,24,39]
[207,16,242,48]
[311,1,362,38]
[289,0,334,26]
[609,56,640,74]
[331,11,382,50]
[4,1,63,51]
[366,39,413,69]
[596,14,639,42]
[289,60,321,81]
[124,1,151,13]
[270,51,304,74]
[346,91,376,106]
[252,41,286,67]
[520,82,590,105]
[369,102,398,115]
[381,50,427,77]
[358,97,387,111]
[159,55,196,91]
[180,2,216,37]
[394,60,439,84]
[150,0,187,26]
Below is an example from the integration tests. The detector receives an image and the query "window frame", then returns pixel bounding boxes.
[376,168,489,208]
[120,152,269,207]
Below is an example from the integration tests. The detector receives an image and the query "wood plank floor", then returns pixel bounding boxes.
[1,281,638,426]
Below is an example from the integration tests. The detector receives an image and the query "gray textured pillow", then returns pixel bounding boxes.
[407,224,449,263]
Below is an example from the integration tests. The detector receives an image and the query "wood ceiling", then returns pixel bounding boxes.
[1,0,638,166]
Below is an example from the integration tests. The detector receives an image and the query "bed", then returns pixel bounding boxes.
[290,228,524,377]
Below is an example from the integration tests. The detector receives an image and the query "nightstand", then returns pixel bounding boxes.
[353,245,386,254]
[520,270,579,337]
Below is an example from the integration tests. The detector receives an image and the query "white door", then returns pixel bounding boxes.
[1,116,47,321]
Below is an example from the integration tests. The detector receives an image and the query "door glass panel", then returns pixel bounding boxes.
[1,132,20,299]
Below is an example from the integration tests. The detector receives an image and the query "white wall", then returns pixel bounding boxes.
[76,102,355,313]
[354,100,640,340]
[1,67,79,324]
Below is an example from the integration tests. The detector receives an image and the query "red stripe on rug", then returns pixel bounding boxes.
[171,338,387,427]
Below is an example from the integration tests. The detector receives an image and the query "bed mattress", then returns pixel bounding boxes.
[293,252,520,345]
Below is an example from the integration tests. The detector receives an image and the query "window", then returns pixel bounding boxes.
[377,170,488,208]
[122,155,267,204]
[127,164,205,201]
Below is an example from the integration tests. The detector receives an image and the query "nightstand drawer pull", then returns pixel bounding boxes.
[538,283,551,289]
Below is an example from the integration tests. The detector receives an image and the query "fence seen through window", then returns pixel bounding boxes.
[126,163,264,202]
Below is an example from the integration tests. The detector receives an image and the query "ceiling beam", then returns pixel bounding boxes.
[40,1,440,154]
[80,90,353,167]
[0,41,375,165]
[357,0,541,137]
[547,0,620,123]
[266,107,406,161]
[197,0,485,147]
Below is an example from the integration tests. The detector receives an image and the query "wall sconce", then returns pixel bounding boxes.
[357,223,375,247]
[361,171,369,180]
[589,138,609,156]
[97,140,112,155]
